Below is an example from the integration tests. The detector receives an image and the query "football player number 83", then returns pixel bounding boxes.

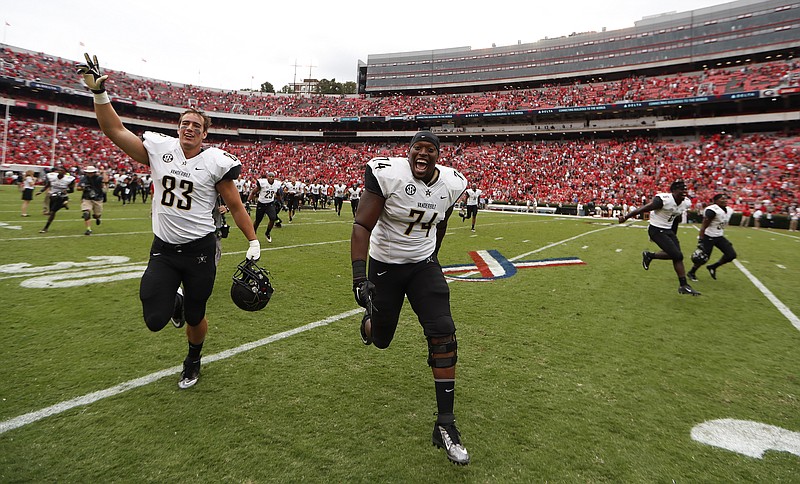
[161,175,194,210]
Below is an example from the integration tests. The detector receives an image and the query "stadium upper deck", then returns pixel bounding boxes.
[359,0,800,94]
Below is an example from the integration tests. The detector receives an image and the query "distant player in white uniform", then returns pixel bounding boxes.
[333,181,347,216]
[351,131,470,465]
[309,181,321,210]
[285,179,302,221]
[619,180,700,296]
[249,171,282,243]
[78,53,261,389]
[687,193,737,281]
[348,184,362,218]
[460,184,482,232]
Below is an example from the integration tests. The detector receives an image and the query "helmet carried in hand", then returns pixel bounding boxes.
[231,259,274,311]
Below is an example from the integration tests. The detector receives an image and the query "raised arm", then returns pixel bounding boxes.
[77,53,148,165]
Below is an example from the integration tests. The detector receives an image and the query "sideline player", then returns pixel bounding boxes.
[687,193,737,281]
[351,131,470,464]
[618,180,700,296]
[78,53,261,389]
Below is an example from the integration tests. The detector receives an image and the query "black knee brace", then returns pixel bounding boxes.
[427,334,458,368]
[82,210,91,221]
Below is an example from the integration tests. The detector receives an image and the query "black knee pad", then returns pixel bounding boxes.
[82,210,91,221]
[427,334,457,368]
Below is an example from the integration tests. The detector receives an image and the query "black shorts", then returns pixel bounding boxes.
[256,201,278,221]
[699,235,737,261]
[287,194,299,210]
[49,194,68,213]
[139,232,217,331]
[368,256,455,348]
[648,225,683,260]
[22,188,34,201]
[466,205,478,218]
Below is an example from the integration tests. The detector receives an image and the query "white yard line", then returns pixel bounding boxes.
[3,221,796,435]
[733,260,800,331]
[0,309,362,435]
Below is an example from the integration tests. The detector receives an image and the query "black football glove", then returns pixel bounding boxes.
[76,53,108,93]
[353,279,376,310]
[352,259,375,310]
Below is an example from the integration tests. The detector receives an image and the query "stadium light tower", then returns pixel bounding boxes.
[292,59,301,95]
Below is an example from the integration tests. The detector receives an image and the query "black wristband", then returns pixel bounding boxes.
[352,260,367,282]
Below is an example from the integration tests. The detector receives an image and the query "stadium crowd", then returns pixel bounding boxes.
[1,46,798,216]
[3,114,798,215]
[1,46,797,117]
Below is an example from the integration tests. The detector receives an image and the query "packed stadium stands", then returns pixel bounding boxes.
[0,0,798,218]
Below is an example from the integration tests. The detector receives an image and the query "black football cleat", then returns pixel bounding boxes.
[678,285,701,296]
[360,312,372,346]
[432,421,470,465]
[178,357,200,389]
[171,289,185,328]
[642,251,653,270]
[687,271,697,282]
[707,266,717,280]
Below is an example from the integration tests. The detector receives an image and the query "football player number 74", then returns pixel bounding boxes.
[405,209,437,236]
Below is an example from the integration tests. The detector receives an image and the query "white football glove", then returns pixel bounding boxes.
[76,53,108,93]
[246,239,261,261]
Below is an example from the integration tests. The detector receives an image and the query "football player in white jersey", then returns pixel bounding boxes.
[285,178,301,222]
[348,183,362,218]
[37,165,76,233]
[248,171,283,243]
[333,181,347,216]
[619,180,700,296]
[460,184,482,232]
[78,54,261,389]
[351,131,470,465]
[687,193,737,281]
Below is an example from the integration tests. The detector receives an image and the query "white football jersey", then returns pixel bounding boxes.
[349,187,362,200]
[143,131,240,244]
[334,184,347,198]
[49,174,75,195]
[649,193,692,230]
[255,178,282,203]
[704,204,733,237]
[287,181,301,195]
[465,188,482,206]
[366,157,467,264]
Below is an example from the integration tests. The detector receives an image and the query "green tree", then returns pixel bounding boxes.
[260,81,275,93]
[342,81,356,94]
[280,85,294,94]
[316,78,342,95]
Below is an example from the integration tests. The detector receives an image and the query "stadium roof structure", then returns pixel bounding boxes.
[358,0,800,94]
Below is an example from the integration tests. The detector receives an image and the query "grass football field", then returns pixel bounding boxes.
[1,184,798,482]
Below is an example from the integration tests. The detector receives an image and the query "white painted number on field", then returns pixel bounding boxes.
[691,419,800,459]
[0,221,22,230]
[0,256,146,288]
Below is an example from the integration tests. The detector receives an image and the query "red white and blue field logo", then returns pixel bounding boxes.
[442,250,585,282]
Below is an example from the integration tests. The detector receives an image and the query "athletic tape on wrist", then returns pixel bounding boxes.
[93,92,111,105]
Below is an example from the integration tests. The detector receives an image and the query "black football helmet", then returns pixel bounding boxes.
[690,242,709,265]
[231,259,274,311]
